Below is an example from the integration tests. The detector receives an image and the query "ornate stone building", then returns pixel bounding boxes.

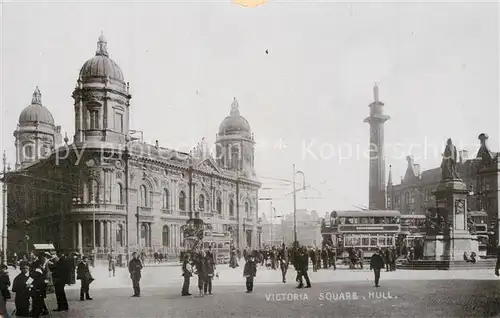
[4,34,262,258]
[387,134,500,243]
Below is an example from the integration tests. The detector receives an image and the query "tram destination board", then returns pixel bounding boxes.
[339,225,400,232]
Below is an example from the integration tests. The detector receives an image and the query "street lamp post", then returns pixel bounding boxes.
[292,164,305,246]
[1,151,7,265]
[91,200,96,265]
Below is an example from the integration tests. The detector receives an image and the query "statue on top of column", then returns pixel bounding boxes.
[440,138,459,180]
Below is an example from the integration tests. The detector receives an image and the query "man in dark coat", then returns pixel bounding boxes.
[370,248,385,287]
[203,253,215,295]
[310,248,317,272]
[296,247,311,289]
[128,252,143,297]
[30,261,47,318]
[181,254,192,296]
[49,253,69,311]
[77,256,93,301]
[13,262,32,317]
[278,246,289,283]
[243,254,257,293]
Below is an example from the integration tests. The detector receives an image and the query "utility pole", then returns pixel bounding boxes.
[2,151,7,265]
[293,164,297,245]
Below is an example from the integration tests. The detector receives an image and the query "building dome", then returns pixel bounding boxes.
[79,33,124,82]
[18,87,55,125]
[219,98,251,135]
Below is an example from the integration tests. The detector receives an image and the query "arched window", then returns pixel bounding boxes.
[199,194,205,211]
[162,189,169,209]
[88,180,98,203]
[114,183,123,204]
[229,199,234,216]
[179,191,186,211]
[245,202,249,218]
[162,225,170,247]
[231,146,240,170]
[216,197,222,213]
[24,144,33,160]
[139,185,148,207]
[116,224,123,246]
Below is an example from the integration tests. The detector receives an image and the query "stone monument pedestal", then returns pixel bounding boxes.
[422,178,478,266]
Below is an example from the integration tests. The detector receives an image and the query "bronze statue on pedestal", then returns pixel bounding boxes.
[440,138,459,180]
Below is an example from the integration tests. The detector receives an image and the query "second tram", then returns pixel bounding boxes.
[321,210,401,259]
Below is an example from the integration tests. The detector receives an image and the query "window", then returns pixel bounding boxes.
[404,192,410,204]
[114,183,123,204]
[216,197,222,213]
[199,194,205,211]
[178,191,186,211]
[245,202,249,218]
[24,144,33,160]
[89,180,98,203]
[140,223,147,246]
[115,113,124,133]
[162,189,169,209]
[229,199,234,216]
[231,146,240,170]
[89,110,99,129]
[139,185,148,207]
[162,225,170,247]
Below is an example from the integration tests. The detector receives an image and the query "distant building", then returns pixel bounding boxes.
[281,209,321,246]
[260,213,283,245]
[387,134,500,244]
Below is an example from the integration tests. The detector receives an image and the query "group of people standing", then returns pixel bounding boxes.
[182,247,217,297]
[0,250,94,318]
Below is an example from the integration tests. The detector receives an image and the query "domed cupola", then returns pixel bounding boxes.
[14,87,62,170]
[18,87,55,126]
[79,32,124,83]
[215,97,255,175]
[219,98,251,136]
[72,33,131,145]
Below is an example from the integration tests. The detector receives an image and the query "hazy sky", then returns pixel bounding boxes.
[1,1,498,220]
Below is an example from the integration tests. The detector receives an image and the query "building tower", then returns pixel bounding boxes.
[215,97,255,177]
[14,87,62,170]
[364,84,390,210]
[72,33,131,145]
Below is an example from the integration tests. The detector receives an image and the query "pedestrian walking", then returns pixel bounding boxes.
[278,245,289,283]
[108,250,117,277]
[77,256,94,301]
[128,252,143,297]
[370,248,385,287]
[296,247,311,289]
[243,254,257,293]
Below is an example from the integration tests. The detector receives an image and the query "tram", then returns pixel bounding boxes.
[321,210,401,259]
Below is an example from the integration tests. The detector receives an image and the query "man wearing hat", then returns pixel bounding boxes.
[49,251,69,311]
[77,256,93,301]
[370,247,385,287]
[12,261,32,317]
[128,252,143,297]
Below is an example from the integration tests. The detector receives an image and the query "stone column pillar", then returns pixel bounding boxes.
[109,221,114,249]
[72,222,77,250]
[100,221,105,248]
[77,222,83,255]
